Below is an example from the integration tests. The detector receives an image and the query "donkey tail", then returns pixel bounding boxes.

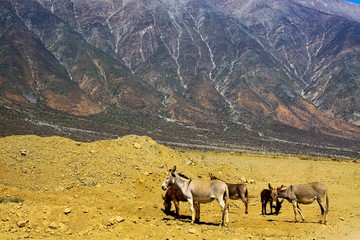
[245,187,249,202]
[326,193,329,213]
[225,185,230,211]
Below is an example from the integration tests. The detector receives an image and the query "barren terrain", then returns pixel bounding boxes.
[0,135,359,239]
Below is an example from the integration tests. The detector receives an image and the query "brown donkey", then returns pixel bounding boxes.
[269,182,329,224]
[260,189,283,215]
[209,173,249,214]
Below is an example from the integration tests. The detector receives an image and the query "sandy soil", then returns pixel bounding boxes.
[0,135,359,239]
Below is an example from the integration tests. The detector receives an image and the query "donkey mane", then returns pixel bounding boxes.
[177,172,190,180]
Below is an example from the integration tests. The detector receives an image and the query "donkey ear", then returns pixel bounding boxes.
[278,185,284,191]
[268,183,273,190]
[172,166,177,172]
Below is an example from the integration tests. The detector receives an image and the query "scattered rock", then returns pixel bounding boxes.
[17,220,28,228]
[64,208,72,215]
[188,228,196,234]
[147,138,157,145]
[133,143,142,149]
[58,222,67,232]
[106,216,125,226]
[20,150,27,157]
[239,176,246,182]
[115,216,125,223]
[248,179,256,184]
[106,217,116,226]
[48,222,58,230]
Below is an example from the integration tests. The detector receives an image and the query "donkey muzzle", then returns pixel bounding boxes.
[161,185,167,191]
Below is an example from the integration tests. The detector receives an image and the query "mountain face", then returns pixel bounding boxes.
[0,0,359,155]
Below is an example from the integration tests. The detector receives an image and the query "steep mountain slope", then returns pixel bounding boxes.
[0,0,359,155]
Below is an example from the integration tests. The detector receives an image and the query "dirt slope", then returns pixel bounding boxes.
[0,135,359,239]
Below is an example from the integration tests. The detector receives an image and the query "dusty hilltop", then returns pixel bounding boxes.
[0,135,359,239]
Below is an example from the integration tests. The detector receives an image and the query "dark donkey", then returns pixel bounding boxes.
[269,182,329,224]
[260,188,283,215]
[162,173,200,221]
[209,173,249,214]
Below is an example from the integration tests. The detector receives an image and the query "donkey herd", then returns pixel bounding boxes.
[161,166,329,226]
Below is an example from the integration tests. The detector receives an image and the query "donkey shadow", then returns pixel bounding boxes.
[161,210,219,226]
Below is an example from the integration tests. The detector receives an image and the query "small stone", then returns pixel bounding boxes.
[139,179,145,184]
[188,228,196,234]
[146,138,157,145]
[115,216,125,223]
[20,150,27,157]
[108,217,116,225]
[49,222,58,229]
[248,179,256,184]
[64,208,72,215]
[133,143,142,149]
[58,223,67,232]
[17,220,28,228]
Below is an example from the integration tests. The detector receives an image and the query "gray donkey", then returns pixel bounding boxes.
[269,182,329,224]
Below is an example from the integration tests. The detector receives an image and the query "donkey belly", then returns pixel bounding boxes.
[297,197,316,204]
[194,196,215,204]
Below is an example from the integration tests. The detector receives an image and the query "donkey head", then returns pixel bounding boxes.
[161,166,176,190]
[274,198,284,215]
[269,183,283,209]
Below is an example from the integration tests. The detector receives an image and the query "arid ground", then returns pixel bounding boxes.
[0,135,359,239]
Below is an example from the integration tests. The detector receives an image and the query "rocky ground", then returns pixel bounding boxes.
[0,135,359,239]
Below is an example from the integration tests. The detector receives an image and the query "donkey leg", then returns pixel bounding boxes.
[296,202,305,222]
[240,191,249,214]
[218,199,227,226]
[291,200,300,222]
[225,203,229,225]
[261,202,265,215]
[188,199,196,224]
[317,198,327,224]
[241,197,249,214]
[195,202,200,223]
[174,200,180,218]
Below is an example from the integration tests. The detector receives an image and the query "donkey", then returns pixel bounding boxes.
[209,173,249,214]
[161,166,229,226]
[162,177,200,221]
[260,189,283,215]
[269,182,329,224]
